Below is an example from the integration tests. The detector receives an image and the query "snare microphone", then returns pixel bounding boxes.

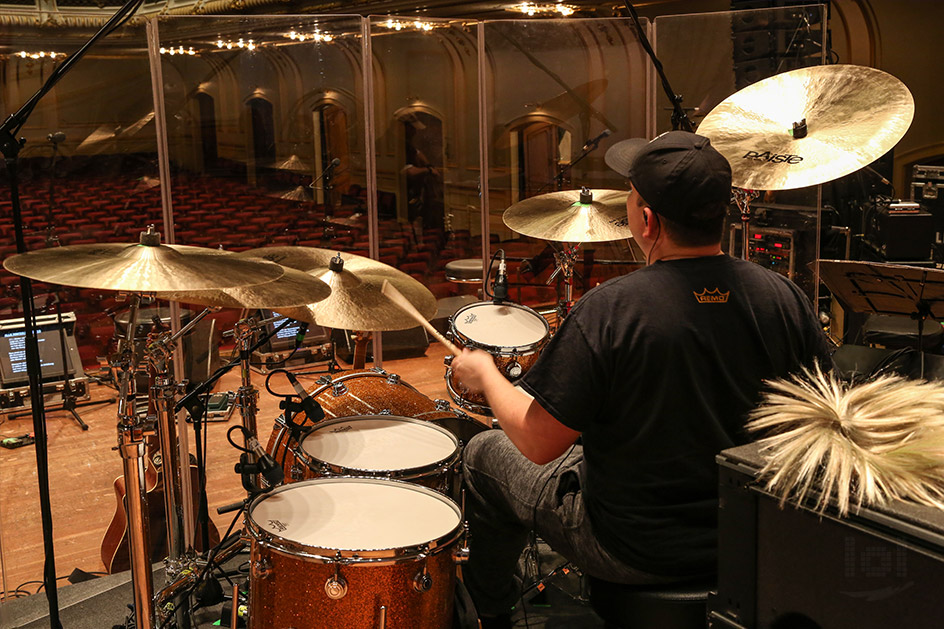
[492,250,508,304]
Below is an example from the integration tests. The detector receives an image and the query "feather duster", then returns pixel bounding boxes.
[747,365,944,516]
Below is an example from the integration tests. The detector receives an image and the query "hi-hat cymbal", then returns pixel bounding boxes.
[241,247,437,331]
[3,228,284,292]
[156,263,330,310]
[502,188,632,243]
[697,64,914,191]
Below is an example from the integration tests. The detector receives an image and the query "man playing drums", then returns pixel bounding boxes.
[451,131,831,628]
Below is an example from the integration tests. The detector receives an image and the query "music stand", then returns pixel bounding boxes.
[818,259,944,378]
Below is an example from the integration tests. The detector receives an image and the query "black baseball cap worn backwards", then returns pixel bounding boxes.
[627,131,732,225]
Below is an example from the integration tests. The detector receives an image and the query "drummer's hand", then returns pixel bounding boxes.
[451,348,498,394]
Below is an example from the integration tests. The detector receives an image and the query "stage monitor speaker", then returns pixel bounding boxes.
[332,327,429,363]
[711,442,944,629]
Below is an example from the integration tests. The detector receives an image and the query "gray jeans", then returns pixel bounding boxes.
[461,430,674,616]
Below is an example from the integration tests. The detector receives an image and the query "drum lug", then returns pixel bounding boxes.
[316,375,333,386]
[325,575,348,600]
[454,522,470,565]
[331,382,348,396]
[434,398,451,412]
[326,558,348,599]
[505,360,522,379]
[443,354,454,366]
[385,373,401,385]
[378,408,392,415]
[413,547,433,593]
[413,570,433,593]
[251,557,272,580]
[370,366,387,375]
[290,462,305,481]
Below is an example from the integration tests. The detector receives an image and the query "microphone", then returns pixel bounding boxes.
[284,370,325,424]
[247,435,284,486]
[310,158,342,189]
[492,250,508,303]
[47,131,66,144]
[581,129,611,152]
[293,322,309,348]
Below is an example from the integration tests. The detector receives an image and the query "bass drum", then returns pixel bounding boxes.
[247,477,463,629]
[266,368,488,482]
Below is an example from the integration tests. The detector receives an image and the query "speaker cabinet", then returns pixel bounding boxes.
[711,443,944,628]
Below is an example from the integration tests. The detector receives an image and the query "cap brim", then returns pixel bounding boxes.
[604,138,649,178]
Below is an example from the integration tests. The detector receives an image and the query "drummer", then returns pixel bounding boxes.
[450,131,830,628]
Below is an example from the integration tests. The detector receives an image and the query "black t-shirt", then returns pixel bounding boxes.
[519,255,830,578]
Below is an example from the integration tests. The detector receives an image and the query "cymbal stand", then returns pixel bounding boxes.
[546,243,581,318]
[732,188,761,261]
[114,294,157,629]
[231,315,264,443]
[146,307,216,629]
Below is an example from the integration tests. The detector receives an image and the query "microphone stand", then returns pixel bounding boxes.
[621,0,694,133]
[0,0,143,622]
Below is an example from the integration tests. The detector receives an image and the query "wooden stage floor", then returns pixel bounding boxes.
[0,341,474,601]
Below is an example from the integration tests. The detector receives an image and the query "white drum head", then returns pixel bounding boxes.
[454,303,547,347]
[250,478,460,550]
[300,416,458,472]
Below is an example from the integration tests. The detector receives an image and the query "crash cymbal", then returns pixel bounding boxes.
[502,188,632,243]
[697,64,914,191]
[3,227,284,292]
[241,247,437,331]
[156,263,330,309]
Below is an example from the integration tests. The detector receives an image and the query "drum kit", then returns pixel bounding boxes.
[0,63,919,629]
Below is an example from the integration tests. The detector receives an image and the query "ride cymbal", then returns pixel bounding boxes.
[241,247,437,331]
[502,188,632,243]
[3,227,283,292]
[697,64,914,191]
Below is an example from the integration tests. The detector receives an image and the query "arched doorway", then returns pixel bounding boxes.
[313,103,350,206]
[511,119,572,199]
[195,92,218,171]
[247,97,276,166]
[401,111,445,230]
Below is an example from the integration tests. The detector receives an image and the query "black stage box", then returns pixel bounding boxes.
[865,202,934,261]
[710,442,944,629]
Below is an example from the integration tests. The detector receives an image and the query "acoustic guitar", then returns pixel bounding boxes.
[100,434,221,574]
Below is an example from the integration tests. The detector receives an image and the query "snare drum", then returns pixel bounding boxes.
[296,415,460,494]
[445,301,549,415]
[248,477,464,629]
[266,369,488,482]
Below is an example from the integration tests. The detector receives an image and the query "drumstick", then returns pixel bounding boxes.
[381,280,463,356]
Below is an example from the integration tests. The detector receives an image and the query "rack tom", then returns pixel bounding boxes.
[445,301,549,415]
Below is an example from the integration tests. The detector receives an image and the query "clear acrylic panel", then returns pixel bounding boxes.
[0,15,153,597]
[480,18,650,312]
[367,16,481,310]
[655,6,828,300]
[151,14,367,254]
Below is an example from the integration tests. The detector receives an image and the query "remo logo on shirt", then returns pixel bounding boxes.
[693,288,730,304]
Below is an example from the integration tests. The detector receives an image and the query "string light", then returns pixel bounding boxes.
[214,38,259,51]
[15,50,62,60]
[382,18,437,32]
[159,46,196,56]
[286,30,333,42]
[507,2,577,16]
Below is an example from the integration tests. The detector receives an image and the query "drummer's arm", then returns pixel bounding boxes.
[453,349,579,464]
